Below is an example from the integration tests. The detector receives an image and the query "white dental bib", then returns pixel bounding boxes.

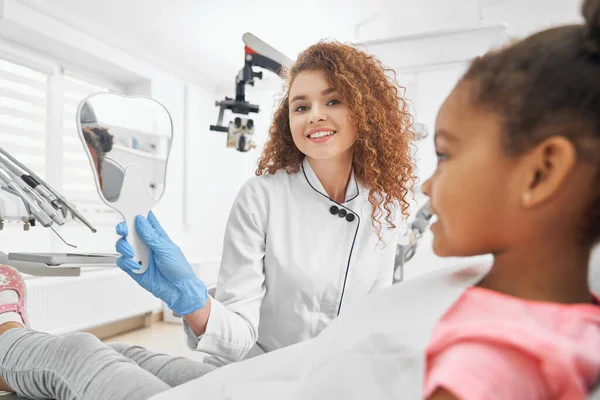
[151,263,491,400]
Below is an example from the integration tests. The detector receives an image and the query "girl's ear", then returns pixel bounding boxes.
[520,136,576,208]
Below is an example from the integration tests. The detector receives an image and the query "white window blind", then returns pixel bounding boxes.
[0,58,48,179]
[61,74,115,214]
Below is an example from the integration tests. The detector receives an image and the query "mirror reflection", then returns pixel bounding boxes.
[77,93,172,203]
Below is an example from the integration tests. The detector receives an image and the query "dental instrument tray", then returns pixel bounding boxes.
[8,253,118,266]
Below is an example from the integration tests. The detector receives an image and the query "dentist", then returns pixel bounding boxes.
[115,41,415,367]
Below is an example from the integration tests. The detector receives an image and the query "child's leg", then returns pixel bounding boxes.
[0,327,171,400]
[108,342,216,387]
[0,265,171,400]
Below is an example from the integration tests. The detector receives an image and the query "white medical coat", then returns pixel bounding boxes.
[154,263,492,400]
[184,158,401,366]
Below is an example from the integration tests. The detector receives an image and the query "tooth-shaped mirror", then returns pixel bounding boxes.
[76,93,172,273]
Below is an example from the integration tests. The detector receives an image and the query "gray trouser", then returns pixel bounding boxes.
[0,328,216,400]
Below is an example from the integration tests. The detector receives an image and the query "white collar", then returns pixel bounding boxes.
[301,157,360,203]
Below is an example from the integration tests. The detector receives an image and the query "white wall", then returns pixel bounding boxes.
[356,0,582,42]
[482,0,582,37]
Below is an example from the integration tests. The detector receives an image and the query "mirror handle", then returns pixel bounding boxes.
[126,213,150,274]
[114,165,155,274]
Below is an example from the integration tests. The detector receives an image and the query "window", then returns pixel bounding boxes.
[0,58,48,179]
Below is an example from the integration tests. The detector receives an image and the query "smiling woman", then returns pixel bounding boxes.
[258,41,415,235]
[173,40,417,367]
[177,38,414,355]
[115,40,417,373]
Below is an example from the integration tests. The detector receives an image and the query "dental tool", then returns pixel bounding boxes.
[0,170,77,247]
[49,225,77,248]
[0,169,52,227]
[0,153,65,215]
[21,175,66,216]
[0,165,65,225]
[0,146,96,232]
[1,185,35,226]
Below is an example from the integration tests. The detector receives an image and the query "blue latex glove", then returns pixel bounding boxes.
[115,211,208,316]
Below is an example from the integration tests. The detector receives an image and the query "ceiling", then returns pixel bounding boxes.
[43,0,390,85]
[34,0,583,86]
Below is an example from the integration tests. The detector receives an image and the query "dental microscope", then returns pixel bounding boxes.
[210,33,293,152]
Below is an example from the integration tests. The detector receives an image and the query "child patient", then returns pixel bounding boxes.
[421,0,600,395]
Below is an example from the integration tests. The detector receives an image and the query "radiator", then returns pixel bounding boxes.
[24,268,162,334]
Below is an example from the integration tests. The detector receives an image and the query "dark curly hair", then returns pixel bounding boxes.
[461,0,600,244]
[256,41,415,238]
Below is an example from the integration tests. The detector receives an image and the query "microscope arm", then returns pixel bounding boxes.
[242,33,294,72]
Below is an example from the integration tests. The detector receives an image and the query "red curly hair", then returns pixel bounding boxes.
[256,41,415,238]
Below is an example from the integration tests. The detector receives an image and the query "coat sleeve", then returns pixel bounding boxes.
[184,177,269,365]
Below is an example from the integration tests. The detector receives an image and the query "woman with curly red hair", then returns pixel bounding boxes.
[111,41,415,369]
[257,41,414,234]
[171,41,414,363]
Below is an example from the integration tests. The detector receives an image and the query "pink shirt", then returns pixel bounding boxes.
[424,287,600,400]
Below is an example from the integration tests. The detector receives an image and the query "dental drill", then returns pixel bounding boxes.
[0,166,64,226]
[0,169,53,227]
[0,146,99,248]
[0,168,76,248]
[0,154,65,218]
[0,146,96,233]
